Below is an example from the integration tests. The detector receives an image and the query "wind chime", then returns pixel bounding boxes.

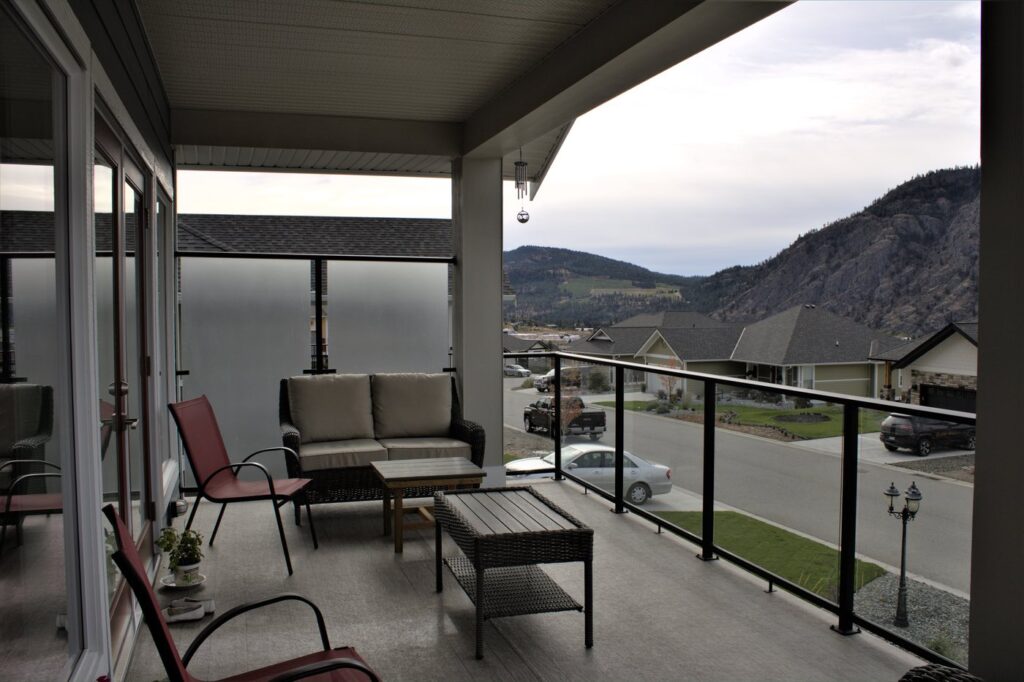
[514,149,530,223]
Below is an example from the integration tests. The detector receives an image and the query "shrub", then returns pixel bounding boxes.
[655,401,671,414]
[520,378,534,389]
[588,371,610,393]
[793,396,812,409]
[656,390,668,400]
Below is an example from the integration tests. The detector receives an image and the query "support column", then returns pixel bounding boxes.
[452,157,503,479]
[970,4,1024,678]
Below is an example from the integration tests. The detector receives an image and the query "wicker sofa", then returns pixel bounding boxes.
[279,373,485,513]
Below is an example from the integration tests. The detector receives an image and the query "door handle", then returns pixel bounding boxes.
[110,415,140,431]
[107,380,129,397]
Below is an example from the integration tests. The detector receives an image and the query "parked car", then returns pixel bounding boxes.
[533,367,581,392]
[524,396,606,440]
[879,413,976,456]
[503,363,531,377]
[504,443,671,505]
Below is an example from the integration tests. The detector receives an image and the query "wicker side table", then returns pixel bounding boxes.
[433,486,594,659]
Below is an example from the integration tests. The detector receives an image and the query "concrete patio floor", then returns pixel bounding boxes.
[126,480,923,681]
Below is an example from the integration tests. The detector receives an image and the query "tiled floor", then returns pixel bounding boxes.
[126,480,923,681]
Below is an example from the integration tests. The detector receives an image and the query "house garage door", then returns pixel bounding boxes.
[920,384,977,412]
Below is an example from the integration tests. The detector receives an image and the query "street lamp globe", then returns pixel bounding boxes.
[905,481,922,516]
[884,482,900,512]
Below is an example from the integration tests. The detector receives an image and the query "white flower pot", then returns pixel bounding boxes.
[173,562,201,586]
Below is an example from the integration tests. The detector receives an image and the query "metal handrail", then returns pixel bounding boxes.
[504,349,972,669]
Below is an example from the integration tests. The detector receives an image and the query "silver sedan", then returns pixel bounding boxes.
[505,443,672,505]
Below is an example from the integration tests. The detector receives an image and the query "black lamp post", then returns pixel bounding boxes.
[885,480,922,628]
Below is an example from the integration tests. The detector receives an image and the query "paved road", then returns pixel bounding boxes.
[503,378,973,594]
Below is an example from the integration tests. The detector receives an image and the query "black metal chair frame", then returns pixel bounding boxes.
[0,459,61,555]
[102,504,379,682]
[183,447,317,576]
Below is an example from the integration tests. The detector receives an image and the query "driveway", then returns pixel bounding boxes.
[788,434,975,465]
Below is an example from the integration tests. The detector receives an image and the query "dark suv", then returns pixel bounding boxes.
[879,413,976,456]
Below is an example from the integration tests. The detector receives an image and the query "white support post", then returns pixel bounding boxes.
[451,158,504,482]
[970,4,1024,679]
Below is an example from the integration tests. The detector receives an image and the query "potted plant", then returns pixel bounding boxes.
[156,526,204,586]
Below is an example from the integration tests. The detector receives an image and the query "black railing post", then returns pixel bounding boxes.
[700,380,717,560]
[614,365,625,513]
[553,355,563,480]
[313,258,325,372]
[0,256,12,381]
[833,402,861,635]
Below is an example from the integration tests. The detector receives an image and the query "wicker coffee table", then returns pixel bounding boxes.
[372,457,485,553]
[433,486,594,659]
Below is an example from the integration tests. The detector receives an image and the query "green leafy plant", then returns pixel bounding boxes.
[156,527,204,569]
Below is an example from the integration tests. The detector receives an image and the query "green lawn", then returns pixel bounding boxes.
[596,400,885,440]
[655,511,886,600]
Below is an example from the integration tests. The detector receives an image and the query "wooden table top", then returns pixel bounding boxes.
[442,488,581,536]
[372,456,484,484]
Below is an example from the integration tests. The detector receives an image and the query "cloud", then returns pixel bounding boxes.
[506,1,979,275]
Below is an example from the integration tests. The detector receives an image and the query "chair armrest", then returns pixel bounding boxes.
[5,472,62,513]
[13,433,52,452]
[268,656,381,682]
[279,422,302,476]
[0,459,60,475]
[182,593,330,666]
[451,417,485,468]
[243,446,300,469]
[197,462,276,500]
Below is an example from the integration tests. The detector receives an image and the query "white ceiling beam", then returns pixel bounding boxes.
[171,109,463,157]
[462,0,791,158]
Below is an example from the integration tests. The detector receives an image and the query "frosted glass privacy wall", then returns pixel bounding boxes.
[326,261,449,374]
[179,258,310,480]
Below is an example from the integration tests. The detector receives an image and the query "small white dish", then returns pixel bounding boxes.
[159,573,207,589]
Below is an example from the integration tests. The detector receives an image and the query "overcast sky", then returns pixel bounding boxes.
[110,2,982,277]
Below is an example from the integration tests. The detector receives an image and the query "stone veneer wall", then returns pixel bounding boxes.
[909,370,978,405]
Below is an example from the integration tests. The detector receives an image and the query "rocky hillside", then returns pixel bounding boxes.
[705,167,979,335]
[505,167,980,336]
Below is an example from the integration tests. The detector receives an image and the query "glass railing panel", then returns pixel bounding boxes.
[326,261,448,374]
[502,353,556,486]
[711,382,845,604]
[179,257,311,480]
[625,365,704,533]
[855,405,973,664]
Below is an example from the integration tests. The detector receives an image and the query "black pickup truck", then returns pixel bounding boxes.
[524,396,606,440]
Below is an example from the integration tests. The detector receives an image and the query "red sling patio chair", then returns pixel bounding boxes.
[102,504,380,682]
[169,396,317,575]
[0,458,61,555]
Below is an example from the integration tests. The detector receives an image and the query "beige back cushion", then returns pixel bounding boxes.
[372,373,451,438]
[287,375,375,444]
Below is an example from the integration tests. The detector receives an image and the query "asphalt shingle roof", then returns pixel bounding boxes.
[870,321,978,365]
[658,326,744,362]
[563,327,659,357]
[178,213,452,258]
[732,305,904,365]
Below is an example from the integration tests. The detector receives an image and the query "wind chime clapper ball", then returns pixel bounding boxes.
[515,152,530,223]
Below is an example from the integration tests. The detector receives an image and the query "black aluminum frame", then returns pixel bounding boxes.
[505,350,973,670]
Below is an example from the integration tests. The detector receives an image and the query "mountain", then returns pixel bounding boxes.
[504,166,980,336]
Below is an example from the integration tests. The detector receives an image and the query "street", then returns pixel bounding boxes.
[503,378,973,594]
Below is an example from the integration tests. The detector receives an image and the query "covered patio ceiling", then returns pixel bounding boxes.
[135,0,789,195]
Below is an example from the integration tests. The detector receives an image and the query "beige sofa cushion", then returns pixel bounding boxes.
[299,439,387,471]
[371,373,451,438]
[378,437,471,462]
[288,375,374,444]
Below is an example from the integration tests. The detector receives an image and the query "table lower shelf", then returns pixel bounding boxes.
[443,555,582,620]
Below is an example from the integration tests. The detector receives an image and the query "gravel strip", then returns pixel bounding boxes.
[855,573,969,664]
[892,454,975,484]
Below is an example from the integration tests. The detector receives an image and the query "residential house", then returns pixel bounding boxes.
[871,322,978,411]
[729,304,904,398]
